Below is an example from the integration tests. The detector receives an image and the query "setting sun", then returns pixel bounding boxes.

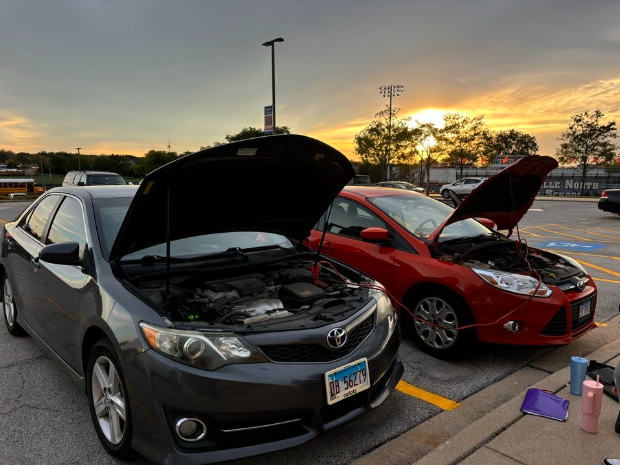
[406,109,454,128]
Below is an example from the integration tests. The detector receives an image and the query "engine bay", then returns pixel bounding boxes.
[436,237,584,286]
[130,257,373,329]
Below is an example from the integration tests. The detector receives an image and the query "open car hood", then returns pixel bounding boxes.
[109,135,354,262]
[427,155,558,244]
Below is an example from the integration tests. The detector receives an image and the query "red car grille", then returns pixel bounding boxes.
[540,294,596,336]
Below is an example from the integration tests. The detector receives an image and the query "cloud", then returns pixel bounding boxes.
[0,112,44,150]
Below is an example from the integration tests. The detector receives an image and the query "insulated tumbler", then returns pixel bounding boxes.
[570,356,589,396]
[581,378,603,433]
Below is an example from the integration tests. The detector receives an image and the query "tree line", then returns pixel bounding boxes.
[354,108,618,195]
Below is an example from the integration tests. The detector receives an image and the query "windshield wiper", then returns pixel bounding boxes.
[120,247,249,265]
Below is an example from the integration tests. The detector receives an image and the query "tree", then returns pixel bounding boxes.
[438,114,488,177]
[483,129,539,165]
[354,108,409,181]
[556,110,617,195]
[133,150,178,177]
[200,126,291,150]
[413,122,443,195]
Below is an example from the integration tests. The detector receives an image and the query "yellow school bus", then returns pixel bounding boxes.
[0,179,44,196]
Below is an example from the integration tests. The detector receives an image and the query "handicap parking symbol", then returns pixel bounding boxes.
[535,241,607,251]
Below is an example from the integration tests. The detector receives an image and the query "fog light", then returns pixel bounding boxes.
[175,418,207,442]
[503,321,520,333]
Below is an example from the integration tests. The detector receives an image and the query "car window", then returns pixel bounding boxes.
[21,195,61,241]
[72,173,81,184]
[87,174,127,186]
[453,180,464,185]
[79,174,87,184]
[63,173,74,184]
[46,197,88,260]
[328,199,385,239]
[464,179,479,184]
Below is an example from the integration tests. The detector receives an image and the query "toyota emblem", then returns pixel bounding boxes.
[327,328,348,349]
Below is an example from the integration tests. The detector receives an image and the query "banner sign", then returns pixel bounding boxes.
[538,177,620,197]
[264,105,273,134]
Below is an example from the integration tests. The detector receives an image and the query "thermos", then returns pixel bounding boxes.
[581,376,603,433]
[570,356,589,396]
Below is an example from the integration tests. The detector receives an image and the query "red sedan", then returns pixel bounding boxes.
[307,156,597,357]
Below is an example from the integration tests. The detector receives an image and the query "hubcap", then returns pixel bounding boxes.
[413,297,458,349]
[3,279,15,328]
[92,356,126,445]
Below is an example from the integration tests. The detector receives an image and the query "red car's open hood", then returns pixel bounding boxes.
[427,155,558,244]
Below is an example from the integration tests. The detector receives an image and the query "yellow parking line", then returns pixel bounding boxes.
[521,223,560,231]
[572,258,620,279]
[556,225,620,240]
[538,228,620,244]
[593,226,620,233]
[595,322,609,327]
[0,218,6,224]
[396,380,460,411]
[593,277,620,284]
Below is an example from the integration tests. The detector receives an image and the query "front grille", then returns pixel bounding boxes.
[570,294,596,333]
[259,314,375,363]
[540,294,596,337]
[540,307,567,336]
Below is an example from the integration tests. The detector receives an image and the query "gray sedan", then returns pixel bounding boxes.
[0,135,402,464]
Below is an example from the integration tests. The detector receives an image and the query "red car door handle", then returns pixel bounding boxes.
[322,241,334,251]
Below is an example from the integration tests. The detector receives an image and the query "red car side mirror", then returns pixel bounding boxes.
[361,227,390,242]
[477,218,496,230]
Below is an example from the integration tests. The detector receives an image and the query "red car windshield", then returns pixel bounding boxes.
[369,194,492,241]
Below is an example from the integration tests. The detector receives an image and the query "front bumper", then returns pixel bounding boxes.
[121,317,402,465]
[473,283,597,346]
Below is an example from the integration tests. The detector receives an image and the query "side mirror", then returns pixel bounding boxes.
[477,218,496,230]
[39,242,81,266]
[77,181,85,186]
[361,227,390,242]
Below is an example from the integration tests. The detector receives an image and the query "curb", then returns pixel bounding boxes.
[354,315,620,465]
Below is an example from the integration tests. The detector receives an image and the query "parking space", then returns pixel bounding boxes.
[0,199,617,464]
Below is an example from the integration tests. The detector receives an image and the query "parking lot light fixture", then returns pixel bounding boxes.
[76,147,82,171]
[379,85,404,180]
[262,37,284,132]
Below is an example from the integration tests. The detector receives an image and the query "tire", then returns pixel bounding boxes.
[405,288,476,358]
[87,338,134,459]
[441,190,451,199]
[2,273,25,336]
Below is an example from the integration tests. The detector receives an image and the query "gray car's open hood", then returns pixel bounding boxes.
[427,155,558,244]
[109,135,354,262]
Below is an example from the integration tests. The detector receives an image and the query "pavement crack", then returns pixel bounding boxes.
[0,354,46,370]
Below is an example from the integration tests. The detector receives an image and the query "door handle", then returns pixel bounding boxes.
[31,257,40,270]
[322,241,334,251]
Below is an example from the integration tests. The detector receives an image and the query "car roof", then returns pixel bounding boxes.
[343,186,422,198]
[45,185,139,200]
[66,171,122,175]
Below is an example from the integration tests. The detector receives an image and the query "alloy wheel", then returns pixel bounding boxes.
[3,278,15,328]
[91,356,126,445]
[413,297,458,349]
[441,190,450,199]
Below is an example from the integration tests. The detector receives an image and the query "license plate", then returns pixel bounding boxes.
[325,358,370,405]
[578,300,591,319]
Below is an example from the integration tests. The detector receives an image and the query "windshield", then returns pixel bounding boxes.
[369,194,492,241]
[93,197,293,260]
[87,174,127,186]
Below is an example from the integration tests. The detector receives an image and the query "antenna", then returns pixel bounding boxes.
[167,141,171,153]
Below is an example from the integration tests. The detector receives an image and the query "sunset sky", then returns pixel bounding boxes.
[1,0,620,159]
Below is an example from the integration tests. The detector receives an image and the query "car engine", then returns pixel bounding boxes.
[133,259,369,327]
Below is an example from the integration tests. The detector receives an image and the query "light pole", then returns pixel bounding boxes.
[379,85,404,180]
[76,147,82,171]
[262,37,284,133]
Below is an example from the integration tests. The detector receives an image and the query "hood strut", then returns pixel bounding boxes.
[165,184,171,302]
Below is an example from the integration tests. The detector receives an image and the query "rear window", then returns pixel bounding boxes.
[87,174,127,186]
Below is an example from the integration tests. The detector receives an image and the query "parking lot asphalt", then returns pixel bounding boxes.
[0,199,617,465]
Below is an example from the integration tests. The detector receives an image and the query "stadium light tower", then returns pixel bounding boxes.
[262,37,284,133]
[379,85,404,180]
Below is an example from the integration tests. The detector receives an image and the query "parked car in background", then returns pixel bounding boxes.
[346,174,371,185]
[2,135,402,464]
[439,177,485,199]
[308,156,597,357]
[598,189,620,216]
[372,181,425,193]
[62,171,127,187]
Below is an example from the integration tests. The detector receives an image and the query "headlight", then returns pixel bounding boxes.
[473,269,553,298]
[370,284,396,330]
[555,254,587,274]
[139,322,266,371]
